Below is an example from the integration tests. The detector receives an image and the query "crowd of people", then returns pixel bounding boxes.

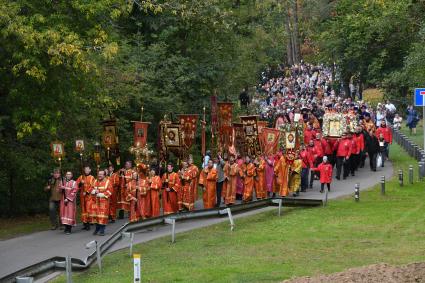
[44,62,398,236]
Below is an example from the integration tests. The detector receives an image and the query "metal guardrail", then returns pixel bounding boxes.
[392,127,425,161]
[1,197,322,283]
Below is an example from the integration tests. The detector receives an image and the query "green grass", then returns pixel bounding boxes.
[400,120,424,149]
[0,215,50,240]
[53,144,425,283]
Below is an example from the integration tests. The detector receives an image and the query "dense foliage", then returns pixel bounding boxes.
[0,0,285,216]
[1,0,425,216]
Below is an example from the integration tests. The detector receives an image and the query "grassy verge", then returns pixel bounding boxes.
[53,144,425,282]
[400,120,424,149]
[0,209,84,240]
[0,215,50,240]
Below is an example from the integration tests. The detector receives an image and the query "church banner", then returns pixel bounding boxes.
[178,114,198,150]
[132,121,150,147]
[232,123,246,157]
[261,128,280,156]
[240,115,262,157]
[257,120,268,134]
[217,102,233,151]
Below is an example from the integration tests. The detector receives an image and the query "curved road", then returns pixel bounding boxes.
[0,161,393,281]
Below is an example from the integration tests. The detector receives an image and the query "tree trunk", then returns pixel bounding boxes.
[292,0,301,63]
[343,75,351,99]
[358,78,363,100]
[285,8,294,65]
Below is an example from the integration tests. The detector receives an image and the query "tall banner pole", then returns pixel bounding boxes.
[202,105,206,156]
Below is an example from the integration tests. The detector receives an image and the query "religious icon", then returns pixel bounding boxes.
[137,128,144,138]
[329,121,341,137]
[285,131,296,149]
[165,126,181,147]
[245,125,254,136]
[51,141,65,159]
[267,133,275,142]
[75,140,85,152]
[104,134,112,145]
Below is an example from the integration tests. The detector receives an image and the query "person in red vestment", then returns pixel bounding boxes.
[126,172,140,223]
[138,173,151,219]
[76,166,95,231]
[118,161,134,218]
[59,171,78,235]
[187,156,199,207]
[254,157,267,199]
[90,170,112,236]
[106,164,120,223]
[161,163,181,215]
[225,155,239,205]
[199,159,218,209]
[179,160,197,211]
[148,168,162,217]
[241,156,256,202]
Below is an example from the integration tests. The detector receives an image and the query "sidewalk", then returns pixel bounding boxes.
[0,162,393,279]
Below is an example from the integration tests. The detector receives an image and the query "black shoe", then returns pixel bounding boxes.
[65,231,71,235]
[343,177,347,180]
[93,230,98,235]
[98,232,105,236]
[110,219,115,223]
[351,173,355,176]
[300,189,306,192]
[309,185,313,189]
[328,188,330,191]
[336,176,340,180]
[320,189,324,193]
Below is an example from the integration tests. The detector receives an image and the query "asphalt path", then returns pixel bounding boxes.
[0,161,393,280]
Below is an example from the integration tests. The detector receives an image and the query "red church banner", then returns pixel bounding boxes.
[217,102,233,151]
[133,121,150,147]
[261,128,280,156]
[178,114,198,150]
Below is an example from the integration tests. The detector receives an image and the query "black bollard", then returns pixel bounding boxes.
[409,165,414,184]
[354,183,360,202]
[399,169,404,187]
[381,176,385,195]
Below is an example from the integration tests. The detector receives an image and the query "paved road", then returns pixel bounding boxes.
[0,162,393,280]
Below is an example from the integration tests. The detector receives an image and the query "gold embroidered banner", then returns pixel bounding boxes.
[231,123,246,157]
[178,114,198,150]
[240,115,262,157]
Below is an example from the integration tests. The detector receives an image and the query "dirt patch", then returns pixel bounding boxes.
[283,263,425,283]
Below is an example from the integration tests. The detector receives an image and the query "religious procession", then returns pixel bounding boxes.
[45,62,396,236]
